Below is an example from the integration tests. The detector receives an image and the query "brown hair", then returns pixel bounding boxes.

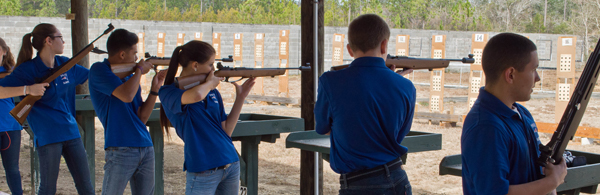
[347,14,390,53]
[16,23,58,67]
[160,40,216,137]
[0,38,15,73]
[482,33,537,85]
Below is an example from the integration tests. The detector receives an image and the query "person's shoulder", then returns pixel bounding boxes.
[89,61,109,71]
[16,59,35,69]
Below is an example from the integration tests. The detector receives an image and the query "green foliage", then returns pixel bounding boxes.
[0,0,22,15]
[0,0,592,42]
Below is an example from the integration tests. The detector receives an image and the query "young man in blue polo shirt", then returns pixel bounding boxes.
[461,33,567,195]
[89,29,166,195]
[315,14,416,194]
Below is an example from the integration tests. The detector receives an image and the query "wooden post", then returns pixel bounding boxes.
[194,32,202,41]
[213,33,222,90]
[396,35,410,79]
[300,0,324,194]
[331,33,344,66]
[72,0,89,95]
[234,33,243,67]
[254,33,265,95]
[138,32,149,94]
[430,35,446,113]
[555,36,577,123]
[279,30,290,97]
[157,32,165,57]
[177,33,185,46]
[468,33,488,109]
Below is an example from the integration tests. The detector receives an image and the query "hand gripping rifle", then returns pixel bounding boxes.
[176,62,311,90]
[111,54,234,79]
[10,24,115,125]
[537,38,600,166]
[330,54,475,71]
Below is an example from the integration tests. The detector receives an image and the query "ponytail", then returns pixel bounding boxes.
[0,37,15,72]
[16,33,33,67]
[16,23,58,68]
[160,46,183,138]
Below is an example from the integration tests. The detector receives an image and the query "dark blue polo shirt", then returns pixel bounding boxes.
[0,55,89,147]
[0,66,22,132]
[462,87,542,195]
[315,56,416,174]
[159,83,238,173]
[89,59,153,149]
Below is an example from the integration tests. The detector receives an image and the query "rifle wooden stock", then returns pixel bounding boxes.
[10,23,114,124]
[330,54,475,71]
[176,69,287,90]
[10,45,95,124]
[111,59,171,79]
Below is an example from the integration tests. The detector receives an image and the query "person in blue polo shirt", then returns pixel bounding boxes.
[0,37,48,195]
[89,29,167,195]
[315,14,416,194]
[461,33,568,195]
[0,23,94,194]
[158,40,255,195]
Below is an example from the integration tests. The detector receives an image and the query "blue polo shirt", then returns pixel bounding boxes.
[89,59,153,149]
[159,83,238,173]
[461,87,542,195]
[0,55,89,146]
[0,66,22,132]
[314,56,416,174]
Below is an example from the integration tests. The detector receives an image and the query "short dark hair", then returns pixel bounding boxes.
[106,29,138,56]
[482,33,537,84]
[348,14,390,53]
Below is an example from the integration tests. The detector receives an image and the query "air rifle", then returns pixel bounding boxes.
[111,54,234,79]
[10,24,115,125]
[330,54,475,71]
[176,63,311,90]
[537,37,600,166]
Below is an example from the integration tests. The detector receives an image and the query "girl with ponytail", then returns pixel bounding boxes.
[0,24,94,194]
[159,40,255,194]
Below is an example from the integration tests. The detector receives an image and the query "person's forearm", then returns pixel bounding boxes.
[112,69,142,103]
[0,86,29,99]
[223,97,244,136]
[508,177,559,195]
[181,82,213,105]
[138,93,157,124]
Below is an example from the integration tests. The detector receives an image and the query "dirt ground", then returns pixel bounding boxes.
[2,72,600,194]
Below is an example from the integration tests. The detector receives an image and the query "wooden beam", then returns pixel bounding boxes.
[537,122,600,140]
[72,0,89,95]
[300,0,324,194]
[246,95,299,105]
[414,112,462,122]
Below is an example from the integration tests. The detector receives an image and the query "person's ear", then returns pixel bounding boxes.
[192,61,199,72]
[346,44,354,57]
[119,50,126,60]
[380,39,388,56]
[45,36,53,46]
[504,67,516,84]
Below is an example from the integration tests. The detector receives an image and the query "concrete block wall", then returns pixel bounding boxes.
[0,16,584,74]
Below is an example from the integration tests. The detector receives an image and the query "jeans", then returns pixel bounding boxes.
[339,160,412,195]
[37,138,94,195]
[102,146,155,195]
[0,130,22,195]
[186,161,240,195]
